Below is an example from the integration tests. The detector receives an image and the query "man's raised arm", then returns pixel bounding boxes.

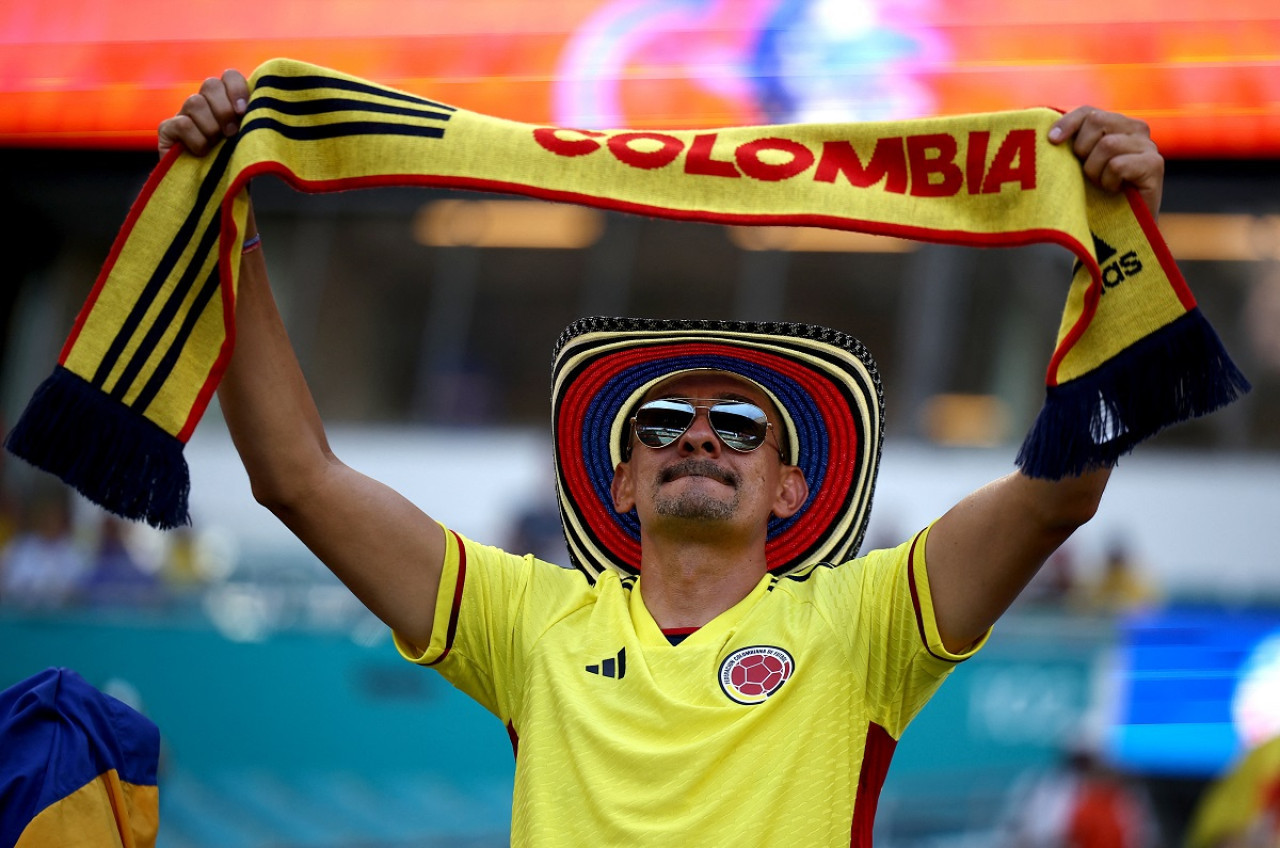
[923,107,1165,654]
[160,71,446,648]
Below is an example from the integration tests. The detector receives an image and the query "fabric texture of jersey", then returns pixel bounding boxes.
[395,524,984,847]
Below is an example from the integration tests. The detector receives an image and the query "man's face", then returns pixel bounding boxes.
[610,371,807,535]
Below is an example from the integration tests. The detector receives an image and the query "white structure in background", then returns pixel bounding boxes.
[179,423,1277,597]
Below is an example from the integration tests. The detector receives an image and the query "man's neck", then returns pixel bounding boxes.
[635,532,769,630]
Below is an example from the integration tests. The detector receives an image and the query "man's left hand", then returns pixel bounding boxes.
[1050,107,1164,218]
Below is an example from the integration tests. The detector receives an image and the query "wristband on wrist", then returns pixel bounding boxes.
[241,233,262,254]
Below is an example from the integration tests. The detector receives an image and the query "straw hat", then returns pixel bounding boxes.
[551,317,884,579]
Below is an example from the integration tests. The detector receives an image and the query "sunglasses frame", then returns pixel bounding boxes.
[627,396,784,460]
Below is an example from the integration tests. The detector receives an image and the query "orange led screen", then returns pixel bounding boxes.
[2,0,1277,156]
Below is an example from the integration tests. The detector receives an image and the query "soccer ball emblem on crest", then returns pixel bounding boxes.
[719,646,795,705]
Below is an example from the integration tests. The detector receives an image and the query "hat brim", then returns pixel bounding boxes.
[552,317,884,579]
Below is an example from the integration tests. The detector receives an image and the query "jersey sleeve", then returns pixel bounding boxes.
[820,524,989,738]
[392,526,589,724]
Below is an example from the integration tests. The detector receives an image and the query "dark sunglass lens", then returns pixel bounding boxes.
[709,402,768,451]
[634,400,696,447]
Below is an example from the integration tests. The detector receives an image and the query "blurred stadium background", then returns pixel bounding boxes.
[2,1,1278,845]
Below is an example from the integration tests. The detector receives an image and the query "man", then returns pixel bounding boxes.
[159,70,1164,845]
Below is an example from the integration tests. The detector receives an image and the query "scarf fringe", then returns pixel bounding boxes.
[1016,308,1252,479]
[3,366,191,529]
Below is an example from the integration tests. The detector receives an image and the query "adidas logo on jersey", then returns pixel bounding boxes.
[585,648,627,679]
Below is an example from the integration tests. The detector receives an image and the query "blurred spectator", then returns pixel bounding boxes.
[0,487,16,552]
[158,525,206,593]
[505,495,570,568]
[1185,735,1280,848]
[0,431,18,552]
[0,490,87,608]
[1244,264,1280,373]
[999,745,1160,848]
[1076,539,1160,615]
[81,513,163,607]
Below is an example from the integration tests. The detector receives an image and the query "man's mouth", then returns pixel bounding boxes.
[660,459,738,487]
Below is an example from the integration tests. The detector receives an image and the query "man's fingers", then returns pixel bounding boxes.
[185,89,223,137]
[157,117,182,157]
[221,69,251,117]
[158,113,215,157]
[1050,106,1150,150]
[1079,131,1153,187]
[1050,106,1162,216]
[1048,105,1094,145]
[157,70,250,158]
[198,76,240,139]
[1101,150,1165,208]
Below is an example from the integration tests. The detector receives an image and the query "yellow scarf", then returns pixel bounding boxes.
[4,58,1248,528]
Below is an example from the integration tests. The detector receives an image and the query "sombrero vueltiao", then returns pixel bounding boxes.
[552,317,884,580]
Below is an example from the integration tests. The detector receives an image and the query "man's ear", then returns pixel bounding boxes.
[611,462,635,514]
[771,465,809,520]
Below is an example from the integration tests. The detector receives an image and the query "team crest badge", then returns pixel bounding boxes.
[719,646,794,705]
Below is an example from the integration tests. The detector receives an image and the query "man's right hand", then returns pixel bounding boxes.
[157,70,250,158]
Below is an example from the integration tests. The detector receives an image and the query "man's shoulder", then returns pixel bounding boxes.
[770,538,917,594]
[448,530,598,593]
[766,559,857,608]
[771,559,842,586]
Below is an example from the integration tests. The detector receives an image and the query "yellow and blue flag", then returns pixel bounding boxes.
[0,668,159,848]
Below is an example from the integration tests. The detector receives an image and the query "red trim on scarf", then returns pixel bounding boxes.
[425,529,467,666]
[850,722,897,846]
[1044,185,1194,387]
[60,145,183,363]
[180,162,280,441]
[224,164,1095,255]
[1129,187,1196,311]
[1044,258,1103,388]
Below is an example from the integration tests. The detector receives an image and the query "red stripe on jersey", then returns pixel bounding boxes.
[905,531,960,664]
[427,530,467,666]
[507,721,519,758]
[850,721,897,846]
[906,533,929,649]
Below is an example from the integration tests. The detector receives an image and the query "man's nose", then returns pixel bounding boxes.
[678,407,722,455]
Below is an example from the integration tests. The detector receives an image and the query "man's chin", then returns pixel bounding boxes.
[653,488,739,522]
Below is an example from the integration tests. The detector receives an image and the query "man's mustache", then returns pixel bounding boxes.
[659,459,738,487]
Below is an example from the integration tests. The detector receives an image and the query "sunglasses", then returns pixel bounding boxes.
[630,397,782,458]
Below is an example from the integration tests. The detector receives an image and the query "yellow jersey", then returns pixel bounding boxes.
[396,524,983,847]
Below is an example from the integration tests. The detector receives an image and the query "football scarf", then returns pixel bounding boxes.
[4,58,1248,528]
